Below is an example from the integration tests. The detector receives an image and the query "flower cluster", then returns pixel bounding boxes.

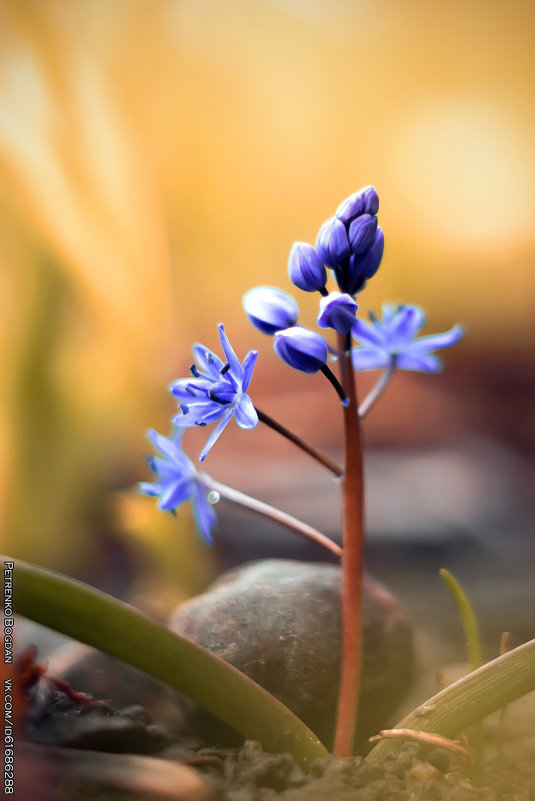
[316,186,383,296]
[243,186,462,378]
[140,186,464,543]
[243,186,385,373]
[139,324,258,540]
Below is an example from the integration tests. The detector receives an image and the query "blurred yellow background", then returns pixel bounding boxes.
[1,0,534,594]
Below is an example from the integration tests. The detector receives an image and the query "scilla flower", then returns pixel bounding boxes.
[170,324,258,460]
[352,304,463,372]
[243,286,298,334]
[317,291,358,335]
[288,242,326,292]
[273,326,328,374]
[139,429,217,543]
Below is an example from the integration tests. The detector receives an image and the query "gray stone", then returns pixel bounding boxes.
[170,559,414,750]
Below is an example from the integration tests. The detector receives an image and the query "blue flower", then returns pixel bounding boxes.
[243,286,299,334]
[273,326,329,374]
[139,429,217,543]
[288,242,327,292]
[317,291,358,335]
[351,304,463,373]
[316,217,350,271]
[170,324,258,461]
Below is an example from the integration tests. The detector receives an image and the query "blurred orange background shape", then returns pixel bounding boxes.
[0,0,533,587]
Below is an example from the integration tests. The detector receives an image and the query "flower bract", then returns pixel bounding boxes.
[243,286,299,334]
[170,324,258,461]
[351,304,464,373]
[139,429,217,543]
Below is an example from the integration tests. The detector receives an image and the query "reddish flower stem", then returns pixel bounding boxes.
[333,332,365,756]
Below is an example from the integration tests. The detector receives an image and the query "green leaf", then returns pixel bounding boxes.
[367,636,535,763]
[6,555,327,768]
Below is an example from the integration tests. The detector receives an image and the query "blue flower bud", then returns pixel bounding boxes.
[361,186,379,215]
[273,326,328,374]
[347,228,384,294]
[336,186,379,224]
[316,217,350,270]
[288,242,327,292]
[348,214,378,255]
[243,286,299,335]
[317,291,358,336]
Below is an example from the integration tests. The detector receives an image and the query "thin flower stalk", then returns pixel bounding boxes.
[200,475,342,559]
[333,332,365,756]
[358,359,396,419]
[255,407,343,477]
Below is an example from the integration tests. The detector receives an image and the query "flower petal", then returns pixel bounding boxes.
[169,378,210,403]
[351,317,386,348]
[218,324,243,381]
[199,408,235,461]
[241,350,258,392]
[396,353,442,373]
[158,477,194,511]
[192,485,218,544]
[381,304,396,325]
[138,481,162,497]
[351,347,391,370]
[391,305,426,343]
[404,325,464,355]
[147,429,182,460]
[172,402,226,428]
[192,344,224,379]
[235,394,259,429]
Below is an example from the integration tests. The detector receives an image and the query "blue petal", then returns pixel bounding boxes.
[351,318,386,348]
[208,380,236,404]
[138,481,162,497]
[381,304,396,325]
[148,455,186,479]
[169,378,211,403]
[158,477,194,511]
[199,408,235,461]
[241,349,258,392]
[192,344,224,379]
[391,306,426,343]
[192,485,217,544]
[316,217,350,270]
[147,429,181,460]
[356,227,384,281]
[348,214,377,256]
[404,324,464,355]
[336,190,365,225]
[235,394,258,429]
[351,347,391,370]
[396,353,442,373]
[172,402,226,428]
[218,324,243,382]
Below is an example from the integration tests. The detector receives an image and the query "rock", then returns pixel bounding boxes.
[170,559,414,750]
